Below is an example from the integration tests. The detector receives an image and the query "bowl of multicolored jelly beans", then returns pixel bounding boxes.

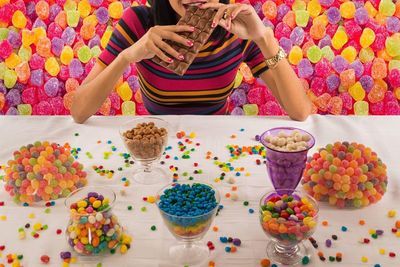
[301,141,388,208]
[156,182,220,265]
[260,127,315,190]
[65,186,127,256]
[259,189,318,265]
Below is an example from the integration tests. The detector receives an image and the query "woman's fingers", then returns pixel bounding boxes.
[212,5,230,28]
[149,42,173,63]
[159,30,193,47]
[154,38,184,60]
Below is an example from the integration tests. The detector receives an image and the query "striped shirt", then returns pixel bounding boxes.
[98,6,269,115]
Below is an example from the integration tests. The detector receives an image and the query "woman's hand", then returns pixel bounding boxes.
[121,25,195,63]
[200,3,268,42]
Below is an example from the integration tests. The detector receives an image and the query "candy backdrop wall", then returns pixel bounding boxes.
[0,0,399,116]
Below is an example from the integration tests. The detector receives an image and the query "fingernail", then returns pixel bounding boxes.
[168,58,173,63]
[178,54,184,60]
[190,26,195,31]
[187,40,193,46]
[211,22,216,28]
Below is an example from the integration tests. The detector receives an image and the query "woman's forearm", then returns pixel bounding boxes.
[71,52,131,123]
[255,30,312,121]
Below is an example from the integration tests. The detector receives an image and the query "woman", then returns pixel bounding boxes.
[71,0,311,123]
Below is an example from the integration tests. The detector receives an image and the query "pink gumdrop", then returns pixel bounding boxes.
[326,24,339,37]
[58,65,69,81]
[29,54,45,70]
[49,96,66,115]
[109,92,121,110]
[275,22,291,39]
[21,86,39,105]
[339,92,353,110]
[310,77,327,96]
[247,87,267,106]
[48,22,63,39]
[34,101,54,115]
[262,101,283,115]
[385,101,400,115]
[363,61,372,76]
[0,4,14,24]
[384,91,396,104]
[314,58,332,78]
[84,58,96,76]
[37,86,49,102]
[370,33,387,51]
[0,40,13,59]
[14,0,27,13]
[344,20,362,42]
[136,103,150,115]
[388,69,400,88]
[370,102,385,115]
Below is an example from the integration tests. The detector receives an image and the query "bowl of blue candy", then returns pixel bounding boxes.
[156,182,220,265]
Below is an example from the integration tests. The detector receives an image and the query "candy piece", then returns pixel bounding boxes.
[349,82,365,101]
[332,56,349,73]
[108,2,123,19]
[298,59,314,78]
[341,46,357,63]
[359,75,374,92]
[371,58,387,79]
[379,0,395,17]
[243,104,259,115]
[321,46,334,61]
[12,10,27,29]
[4,69,17,88]
[117,82,132,101]
[96,7,109,25]
[78,0,91,18]
[326,7,341,25]
[368,79,387,103]
[307,0,321,18]
[307,45,322,63]
[332,29,348,50]
[340,2,356,19]
[355,7,369,25]
[262,1,277,20]
[36,0,50,20]
[359,47,375,63]
[66,10,79,27]
[121,100,136,115]
[360,28,375,48]
[385,35,400,57]
[288,46,302,65]
[77,45,92,63]
[45,57,60,77]
[295,10,309,27]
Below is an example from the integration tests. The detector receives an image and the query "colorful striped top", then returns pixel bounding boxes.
[98,6,269,115]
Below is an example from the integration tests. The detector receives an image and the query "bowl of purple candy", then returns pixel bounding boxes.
[260,127,315,191]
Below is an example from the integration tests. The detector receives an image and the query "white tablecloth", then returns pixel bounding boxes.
[0,115,399,267]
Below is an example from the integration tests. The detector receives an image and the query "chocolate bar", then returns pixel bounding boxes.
[151,6,217,76]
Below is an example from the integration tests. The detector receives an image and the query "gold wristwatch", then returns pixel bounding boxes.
[264,46,287,69]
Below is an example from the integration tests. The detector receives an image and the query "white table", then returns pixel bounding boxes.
[0,115,399,267]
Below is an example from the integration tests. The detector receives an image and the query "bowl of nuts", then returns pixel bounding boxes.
[120,117,169,185]
[260,127,315,191]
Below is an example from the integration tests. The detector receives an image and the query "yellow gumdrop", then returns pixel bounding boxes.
[12,10,27,29]
[5,53,21,69]
[341,46,357,63]
[108,2,123,19]
[340,1,356,19]
[45,57,60,76]
[117,82,133,101]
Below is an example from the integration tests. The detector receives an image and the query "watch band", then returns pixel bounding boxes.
[264,46,287,69]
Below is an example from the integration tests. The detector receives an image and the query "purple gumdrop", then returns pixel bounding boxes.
[0,81,6,94]
[326,7,341,25]
[297,59,314,78]
[279,37,292,55]
[32,18,47,30]
[121,0,131,9]
[318,35,331,48]
[44,77,59,97]
[29,53,45,70]
[123,64,132,79]
[230,88,247,107]
[49,96,65,114]
[349,60,364,79]
[319,0,334,7]
[14,82,24,92]
[386,16,400,34]
[6,89,21,107]
[359,75,374,92]
[69,59,84,79]
[354,7,369,25]
[231,106,244,115]
[276,4,290,21]
[51,37,65,57]
[332,56,349,73]
[353,0,365,9]
[237,82,252,93]
[6,106,18,115]
[262,18,274,30]
[89,0,103,7]
[30,69,44,87]
[61,27,76,46]
[326,74,340,93]
[26,1,37,21]
[340,92,353,110]
[290,27,305,46]
[88,35,101,48]
[96,7,109,25]
[127,75,140,92]
[49,4,62,21]
[7,31,21,49]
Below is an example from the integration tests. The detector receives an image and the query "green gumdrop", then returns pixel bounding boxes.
[17,104,32,115]
[121,101,136,115]
[4,69,17,88]
[389,60,400,71]
[0,28,9,41]
[307,45,322,63]
[295,10,310,27]
[91,46,102,58]
[243,104,259,115]
[64,0,77,11]
[379,0,395,16]
[66,11,80,27]
[359,47,375,63]
[0,63,7,80]
[18,46,32,62]
[321,46,334,61]
[77,45,92,63]
[386,36,400,57]
[354,101,369,115]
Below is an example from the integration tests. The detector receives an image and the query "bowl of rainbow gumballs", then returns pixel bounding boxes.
[156,182,220,266]
[65,186,131,256]
[260,189,318,266]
